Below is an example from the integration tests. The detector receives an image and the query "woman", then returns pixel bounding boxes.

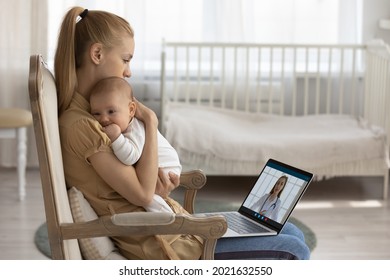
[250,175,287,221]
[55,6,310,260]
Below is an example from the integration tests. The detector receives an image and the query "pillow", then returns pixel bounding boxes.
[67,186,126,260]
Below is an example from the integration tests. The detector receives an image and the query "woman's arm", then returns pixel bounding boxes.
[89,152,154,206]
[133,100,159,194]
[89,100,159,207]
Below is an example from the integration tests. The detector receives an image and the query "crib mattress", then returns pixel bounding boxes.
[164,102,390,176]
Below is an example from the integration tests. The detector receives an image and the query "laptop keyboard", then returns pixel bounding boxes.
[220,212,270,234]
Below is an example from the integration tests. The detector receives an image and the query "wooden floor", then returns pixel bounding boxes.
[0,167,389,260]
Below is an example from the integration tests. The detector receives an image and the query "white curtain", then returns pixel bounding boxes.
[0,0,48,167]
[0,0,362,167]
[47,0,360,73]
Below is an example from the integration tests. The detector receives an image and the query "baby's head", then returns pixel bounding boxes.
[89,77,136,132]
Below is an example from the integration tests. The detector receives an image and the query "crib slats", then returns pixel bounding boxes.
[315,47,321,114]
[185,46,190,103]
[280,47,286,115]
[233,47,238,110]
[221,47,226,109]
[350,48,357,116]
[292,47,297,116]
[173,46,178,102]
[326,47,333,114]
[162,41,384,123]
[303,47,309,116]
[338,48,345,114]
[209,46,215,108]
[256,47,262,113]
[196,46,202,105]
[245,47,250,112]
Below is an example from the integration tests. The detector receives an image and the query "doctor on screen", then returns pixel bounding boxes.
[250,175,288,220]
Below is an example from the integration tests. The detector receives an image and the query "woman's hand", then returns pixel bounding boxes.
[155,169,180,198]
[134,98,158,128]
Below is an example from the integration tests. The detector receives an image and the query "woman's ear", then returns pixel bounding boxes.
[90,43,103,65]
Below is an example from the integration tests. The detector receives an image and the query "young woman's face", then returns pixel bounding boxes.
[99,35,135,79]
[274,177,286,193]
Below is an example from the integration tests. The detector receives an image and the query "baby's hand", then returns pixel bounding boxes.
[103,123,121,141]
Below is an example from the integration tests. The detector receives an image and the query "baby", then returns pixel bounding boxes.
[89,77,182,213]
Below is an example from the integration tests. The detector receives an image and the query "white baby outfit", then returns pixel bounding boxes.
[111,118,182,213]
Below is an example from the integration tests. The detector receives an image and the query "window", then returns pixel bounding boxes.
[47,0,362,73]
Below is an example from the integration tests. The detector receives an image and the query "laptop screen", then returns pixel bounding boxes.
[240,159,313,232]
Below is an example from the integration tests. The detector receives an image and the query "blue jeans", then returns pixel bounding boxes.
[214,222,310,260]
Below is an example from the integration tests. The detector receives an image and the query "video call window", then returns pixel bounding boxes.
[242,165,308,223]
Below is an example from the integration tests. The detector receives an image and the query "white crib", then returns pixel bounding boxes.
[160,40,390,199]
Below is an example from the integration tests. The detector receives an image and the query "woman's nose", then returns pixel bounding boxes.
[124,67,131,78]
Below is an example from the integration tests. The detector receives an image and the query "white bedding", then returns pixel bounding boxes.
[164,102,390,176]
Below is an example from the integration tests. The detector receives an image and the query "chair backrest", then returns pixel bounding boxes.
[28,54,82,259]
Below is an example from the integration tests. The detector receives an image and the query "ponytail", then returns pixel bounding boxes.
[54,6,84,115]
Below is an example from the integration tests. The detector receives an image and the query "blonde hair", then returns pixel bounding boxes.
[54,7,134,115]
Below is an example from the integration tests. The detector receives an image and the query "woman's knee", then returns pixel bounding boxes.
[297,242,311,260]
[281,222,305,241]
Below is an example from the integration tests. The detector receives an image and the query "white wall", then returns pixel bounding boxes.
[362,0,390,44]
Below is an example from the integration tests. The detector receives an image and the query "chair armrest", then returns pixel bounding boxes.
[111,212,176,226]
[179,169,207,214]
[60,212,227,260]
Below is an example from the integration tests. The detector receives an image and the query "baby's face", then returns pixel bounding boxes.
[90,90,133,132]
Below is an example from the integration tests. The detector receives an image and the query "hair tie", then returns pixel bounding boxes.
[76,9,89,23]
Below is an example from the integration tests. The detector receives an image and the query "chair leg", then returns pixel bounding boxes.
[17,127,27,201]
[383,171,389,200]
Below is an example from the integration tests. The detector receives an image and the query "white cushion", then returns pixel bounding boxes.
[67,186,126,260]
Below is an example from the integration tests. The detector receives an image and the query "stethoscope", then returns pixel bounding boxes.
[260,194,277,212]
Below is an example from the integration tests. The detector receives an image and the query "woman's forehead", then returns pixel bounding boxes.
[118,36,135,53]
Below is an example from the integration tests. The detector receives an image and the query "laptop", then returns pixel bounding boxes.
[201,158,313,238]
